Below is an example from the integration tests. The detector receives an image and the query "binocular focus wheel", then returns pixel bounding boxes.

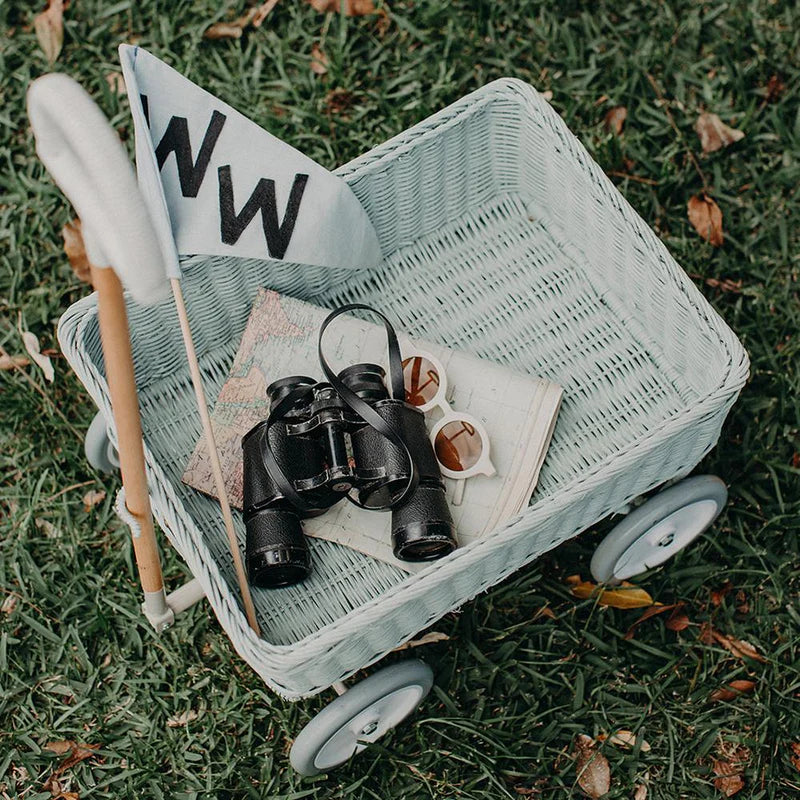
[290,660,434,776]
[85,411,120,474]
[590,475,728,584]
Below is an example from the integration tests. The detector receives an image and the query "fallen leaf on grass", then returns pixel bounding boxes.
[704,277,743,293]
[634,784,648,800]
[695,113,744,154]
[393,631,449,651]
[765,75,786,104]
[688,194,724,246]
[568,576,655,609]
[326,88,358,114]
[82,489,106,511]
[0,354,29,370]
[36,517,60,538]
[712,759,745,797]
[533,605,557,621]
[310,43,329,75]
[789,743,800,773]
[710,680,755,702]
[664,606,691,632]
[573,734,611,799]
[34,0,65,63]
[1,594,18,615]
[204,1,278,39]
[603,105,627,135]
[308,0,376,15]
[711,582,735,606]
[700,623,766,663]
[21,330,54,382]
[43,741,100,793]
[599,730,651,752]
[167,709,199,727]
[62,219,91,283]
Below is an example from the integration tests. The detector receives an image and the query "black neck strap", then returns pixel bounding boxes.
[318,304,417,509]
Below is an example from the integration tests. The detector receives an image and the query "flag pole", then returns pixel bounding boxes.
[169,278,260,634]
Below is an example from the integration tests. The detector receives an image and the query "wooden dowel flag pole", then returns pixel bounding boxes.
[169,278,260,633]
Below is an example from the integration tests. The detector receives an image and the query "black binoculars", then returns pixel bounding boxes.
[241,307,457,589]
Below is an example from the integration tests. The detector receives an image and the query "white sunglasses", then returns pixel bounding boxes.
[401,350,496,481]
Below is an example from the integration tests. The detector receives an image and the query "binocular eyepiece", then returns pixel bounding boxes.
[242,361,457,589]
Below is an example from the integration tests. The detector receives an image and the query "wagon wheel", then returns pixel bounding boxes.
[85,411,119,473]
[590,475,728,584]
[290,659,434,776]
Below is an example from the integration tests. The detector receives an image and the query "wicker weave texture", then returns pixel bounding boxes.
[58,79,748,699]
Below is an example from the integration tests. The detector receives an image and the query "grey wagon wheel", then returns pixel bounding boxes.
[590,475,728,584]
[85,411,119,473]
[290,659,434,776]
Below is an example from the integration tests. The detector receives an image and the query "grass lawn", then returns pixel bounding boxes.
[2,0,799,797]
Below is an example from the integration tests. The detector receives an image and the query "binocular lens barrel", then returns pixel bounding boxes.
[391,484,457,561]
[245,507,311,588]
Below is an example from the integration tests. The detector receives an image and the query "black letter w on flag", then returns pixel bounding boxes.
[155,110,227,198]
[218,167,309,260]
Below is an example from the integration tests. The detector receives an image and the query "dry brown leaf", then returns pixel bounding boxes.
[569,579,655,609]
[604,105,627,136]
[534,605,557,621]
[789,743,800,773]
[393,631,449,651]
[36,517,60,538]
[704,277,742,293]
[44,740,100,793]
[326,88,357,114]
[688,194,724,246]
[765,75,786,104]
[1,594,18,615]
[0,354,29,370]
[204,21,248,39]
[695,113,744,154]
[310,43,329,75]
[711,582,734,606]
[251,0,280,26]
[633,784,648,800]
[308,0,376,15]
[167,709,198,728]
[574,734,611,799]
[602,730,651,752]
[712,631,766,663]
[204,2,278,40]
[82,489,106,511]
[21,330,54,382]
[625,603,677,639]
[34,0,65,63]
[62,219,91,283]
[712,759,745,797]
[709,679,755,702]
[664,607,691,632]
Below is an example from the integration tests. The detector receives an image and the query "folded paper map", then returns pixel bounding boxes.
[183,289,562,572]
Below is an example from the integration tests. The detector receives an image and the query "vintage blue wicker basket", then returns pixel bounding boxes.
[58,78,748,701]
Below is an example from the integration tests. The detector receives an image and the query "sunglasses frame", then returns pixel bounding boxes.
[401,347,496,480]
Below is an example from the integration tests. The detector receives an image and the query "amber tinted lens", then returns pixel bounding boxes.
[434,419,484,472]
[402,356,441,407]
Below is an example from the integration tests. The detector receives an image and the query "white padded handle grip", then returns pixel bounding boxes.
[27,73,170,305]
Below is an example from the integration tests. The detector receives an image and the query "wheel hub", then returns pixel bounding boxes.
[613,499,719,580]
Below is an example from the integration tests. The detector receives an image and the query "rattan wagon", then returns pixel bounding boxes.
[46,77,747,774]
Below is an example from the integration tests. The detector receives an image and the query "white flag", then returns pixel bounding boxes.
[119,45,382,279]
